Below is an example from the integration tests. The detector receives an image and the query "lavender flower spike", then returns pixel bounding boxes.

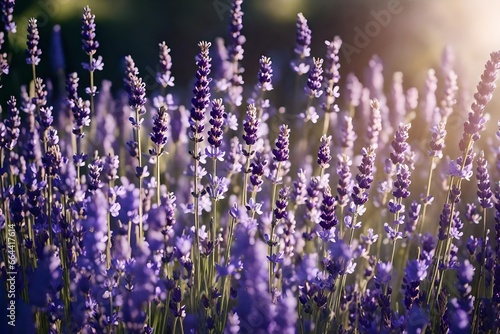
[157,41,174,88]
[272,124,290,162]
[206,98,226,161]
[305,57,324,98]
[476,151,492,209]
[291,12,311,74]
[317,134,332,169]
[352,146,376,206]
[294,13,311,59]
[26,18,41,66]
[82,6,99,56]
[242,103,258,156]
[189,41,212,143]
[258,55,273,91]
[149,105,169,156]
[459,51,500,152]
[319,186,338,230]
[1,0,16,33]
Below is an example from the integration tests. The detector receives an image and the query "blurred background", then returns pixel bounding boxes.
[3,0,500,116]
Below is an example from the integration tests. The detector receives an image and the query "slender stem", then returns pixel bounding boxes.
[135,106,144,244]
[157,150,161,206]
[269,161,282,293]
[419,157,435,235]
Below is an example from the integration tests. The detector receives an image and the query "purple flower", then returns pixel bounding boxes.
[292,168,307,205]
[476,151,492,209]
[66,72,80,102]
[392,163,411,199]
[322,36,342,113]
[294,13,311,59]
[351,146,376,206]
[5,96,20,150]
[258,55,273,91]
[156,41,174,88]
[459,51,500,152]
[242,103,259,152]
[44,129,67,178]
[189,41,211,142]
[273,186,289,222]
[429,121,446,158]
[249,152,267,193]
[82,6,99,56]
[390,123,411,165]
[346,73,363,107]
[421,68,438,125]
[319,186,338,230]
[1,0,16,33]
[389,72,405,129]
[375,262,392,285]
[272,124,290,162]
[317,135,331,169]
[227,0,244,64]
[87,152,102,192]
[26,18,41,66]
[126,67,147,111]
[149,105,169,155]
[70,98,91,138]
[0,32,8,77]
[336,154,352,207]
[340,115,356,155]
[440,69,458,121]
[206,175,229,201]
[305,57,323,98]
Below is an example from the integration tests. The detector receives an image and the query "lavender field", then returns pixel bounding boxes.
[0,1,500,333]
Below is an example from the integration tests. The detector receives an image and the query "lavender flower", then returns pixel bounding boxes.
[439,69,458,122]
[390,123,411,165]
[258,55,273,91]
[393,163,411,199]
[70,98,91,138]
[294,14,310,57]
[189,41,211,143]
[274,186,289,222]
[126,68,147,112]
[292,13,311,74]
[367,99,382,148]
[228,0,244,64]
[319,186,338,230]
[149,105,169,156]
[421,68,438,125]
[317,135,331,169]
[156,41,174,88]
[459,51,500,152]
[1,0,16,33]
[322,36,342,113]
[476,151,493,209]
[242,103,258,155]
[336,154,352,208]
[249,152,267,193]
[82,6,99,56]
[305,57,324,98]
[0,32,8,79]
[346,73,363,107]
[429,121,446,159]
[26,18,41,66]
[5,96,20,150]
[351,146,376,206]
[66,72,80,103]
[272,124,290,162]
[340,115,356,156]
